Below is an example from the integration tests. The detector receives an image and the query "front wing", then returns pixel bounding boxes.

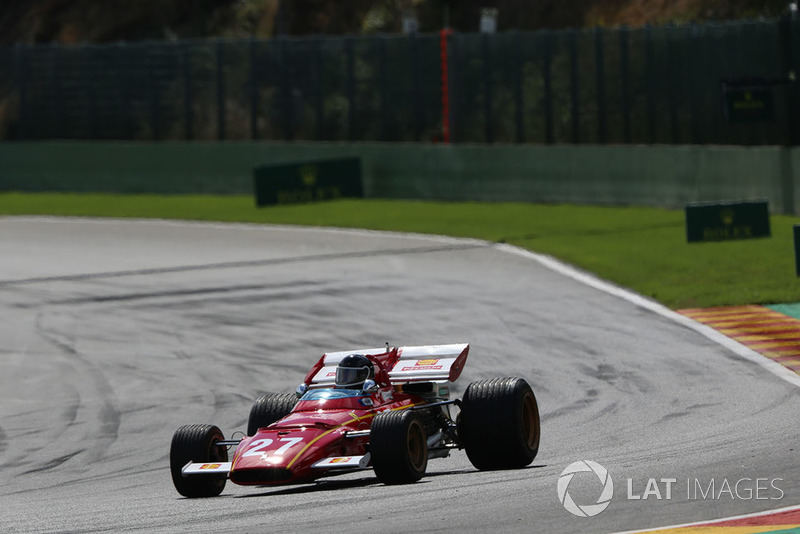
[182,454,371,478]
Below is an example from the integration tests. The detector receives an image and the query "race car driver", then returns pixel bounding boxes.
[334,354,375,389]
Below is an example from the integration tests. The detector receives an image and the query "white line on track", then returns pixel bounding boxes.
[495,243,800,390]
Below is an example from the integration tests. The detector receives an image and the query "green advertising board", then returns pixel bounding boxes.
[254,158,363,206]
[685,200,771,243]
[722,84,775,123]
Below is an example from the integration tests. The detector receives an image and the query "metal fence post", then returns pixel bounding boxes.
[543,30,554,144]
[119,42,133,140]
[594,27,607,143]
[410,34,422,142]
[14,44,28,140]
[249,37,258,141]
[620,27,632,143]
[689,24,703,145]
[666,26,679,143]
[569,30,579,143]
[441,28,454,143]
[148,46,159,141]
[644,25,656,143]
[449,32,459,143]
[345,36,355,141]
[483,33,493,143]
[114,42,130,139]
[513,31,524,143]
[52,43,62,139]
[379,36,388,141]
[216,39,225,141]
[85,44,97,140]
[280,38,294,141]
[313,38,324,140]
[183,42,193,141]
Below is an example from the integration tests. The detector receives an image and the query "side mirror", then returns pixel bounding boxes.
[361,379,379,394]
[296,383,308,398]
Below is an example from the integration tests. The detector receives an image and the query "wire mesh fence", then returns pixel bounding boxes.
[1,17,797,145]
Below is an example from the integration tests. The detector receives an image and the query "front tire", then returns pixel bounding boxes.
[458,377,540,470]
[169,424,228,498]
[371,409,428,484]
[247,393,297,436]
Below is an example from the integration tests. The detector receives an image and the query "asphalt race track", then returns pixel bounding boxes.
[1,217,799,534]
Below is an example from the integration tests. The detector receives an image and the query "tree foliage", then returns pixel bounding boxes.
[0,0,793,45]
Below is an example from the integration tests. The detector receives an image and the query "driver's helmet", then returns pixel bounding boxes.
[334,354,375,389]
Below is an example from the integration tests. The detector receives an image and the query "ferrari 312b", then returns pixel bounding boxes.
[169,343,540,497]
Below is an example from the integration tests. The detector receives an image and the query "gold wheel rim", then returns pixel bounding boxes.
[521,392,539,450]
[407,420,426,471]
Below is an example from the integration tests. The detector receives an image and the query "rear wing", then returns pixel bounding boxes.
[388,344,469,383]
[303,343,469,388]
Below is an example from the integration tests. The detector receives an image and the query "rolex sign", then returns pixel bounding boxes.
[685,200,771,243]
[254,158,363,206]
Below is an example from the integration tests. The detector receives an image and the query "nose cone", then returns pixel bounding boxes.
[229,426,339,485]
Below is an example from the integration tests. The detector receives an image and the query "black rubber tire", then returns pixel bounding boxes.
[370,409,428,484]
[247,393,297,436]
[169,424,228,498]
[458,377,540,471]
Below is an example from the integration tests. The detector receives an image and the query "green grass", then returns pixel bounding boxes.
[2,192,800,310]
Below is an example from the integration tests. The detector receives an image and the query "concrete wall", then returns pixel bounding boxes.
[0,141,797,213]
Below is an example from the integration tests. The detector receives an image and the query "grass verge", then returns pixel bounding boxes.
[1,192,799,310]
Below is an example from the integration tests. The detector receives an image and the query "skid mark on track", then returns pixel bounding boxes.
[37,280,324,307]
[34,312,121,466]
[679,306,800,376]
[21,449,86,475]
[0,243,485,288]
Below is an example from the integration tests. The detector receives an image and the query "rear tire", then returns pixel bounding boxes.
[169,424,228,498]
[458,377,540,470]
[247,393,297,436]
[371,409,428,484]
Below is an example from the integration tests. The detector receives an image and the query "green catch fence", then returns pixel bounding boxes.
[1,17,798,145]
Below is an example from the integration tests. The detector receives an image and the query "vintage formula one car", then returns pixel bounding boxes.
[170,343,540,497]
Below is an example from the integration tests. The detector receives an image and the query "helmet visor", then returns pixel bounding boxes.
[335,365,370,388]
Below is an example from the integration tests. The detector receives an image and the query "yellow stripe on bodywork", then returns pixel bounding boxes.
[286,403,417,468]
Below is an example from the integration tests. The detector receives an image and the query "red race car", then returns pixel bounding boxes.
[169,343,540,498]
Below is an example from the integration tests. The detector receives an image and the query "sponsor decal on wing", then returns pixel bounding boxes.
[311,454,371,469]
[401,358,444,371]
[182,461,232,475]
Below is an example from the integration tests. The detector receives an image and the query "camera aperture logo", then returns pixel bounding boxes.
[558,461,785,518]
[558,460,614,517]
